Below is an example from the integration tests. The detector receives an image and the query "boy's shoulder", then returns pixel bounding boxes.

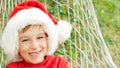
[6,61,23,68]
[47,55,68,64]
[6,62,17,68]
[47,55,70,68]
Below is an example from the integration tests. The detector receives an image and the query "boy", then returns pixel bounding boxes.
[1,0,72,68]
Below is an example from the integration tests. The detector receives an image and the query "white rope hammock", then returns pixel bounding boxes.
[0,0,117,68]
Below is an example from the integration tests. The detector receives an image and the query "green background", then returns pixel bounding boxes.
[93,0,120,67]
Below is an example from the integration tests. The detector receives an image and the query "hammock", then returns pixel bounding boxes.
[0,0,117,68]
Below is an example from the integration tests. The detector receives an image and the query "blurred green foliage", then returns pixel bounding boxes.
[93,0,120,66]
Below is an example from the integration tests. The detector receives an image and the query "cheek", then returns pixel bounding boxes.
[19,46,28,56]
[44,41,48,48]
[41,41,48,50]
[19,42,30,52]
[45,42,48,52]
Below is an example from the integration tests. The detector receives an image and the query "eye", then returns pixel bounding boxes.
[21,39,29,42]
[37,36,44,39]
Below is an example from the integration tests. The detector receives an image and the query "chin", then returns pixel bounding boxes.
[30,59,44,64]
[31,61,40,64]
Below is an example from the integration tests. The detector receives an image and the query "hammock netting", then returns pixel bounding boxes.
[0,0,117,68]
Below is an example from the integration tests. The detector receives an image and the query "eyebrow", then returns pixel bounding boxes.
[19,32,46,38]
[37,33,46,36]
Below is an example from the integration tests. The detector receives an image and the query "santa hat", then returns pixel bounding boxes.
[1,0,72,61]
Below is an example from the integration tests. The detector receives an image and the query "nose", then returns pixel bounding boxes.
[31,39,39,50]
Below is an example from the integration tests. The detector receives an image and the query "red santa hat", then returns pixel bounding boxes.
[1,0,72,61]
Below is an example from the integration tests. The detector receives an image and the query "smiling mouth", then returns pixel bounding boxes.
[28,50,41,59]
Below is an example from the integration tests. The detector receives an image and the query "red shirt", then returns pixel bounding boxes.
[6,56,70,68]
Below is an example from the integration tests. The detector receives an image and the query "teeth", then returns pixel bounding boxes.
[29,52,38,56]
[29,51,41,59]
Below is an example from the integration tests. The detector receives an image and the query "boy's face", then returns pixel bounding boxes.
[18,25,48,64]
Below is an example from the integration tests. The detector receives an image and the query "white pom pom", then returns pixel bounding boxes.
[57,20,72,44]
